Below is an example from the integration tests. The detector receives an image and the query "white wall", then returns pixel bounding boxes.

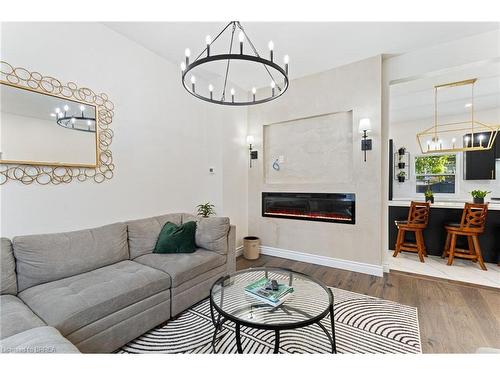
[0,22,248,243]
[247,56,383,268]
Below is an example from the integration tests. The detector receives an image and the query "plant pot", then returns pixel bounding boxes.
[397,176,405,183]
[473,197,484,204]
[398,162,406,169]
[243,236,260,260]
[425,196,434,204]
[398,148,406,156]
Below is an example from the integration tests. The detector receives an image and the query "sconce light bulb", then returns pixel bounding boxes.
[205,35,211,45]
[191,76,196,84]
[208,84,214,92]
[238,31,245,43]
[270,80,276,89]
[231,88,235,95]
[185,48,191,57]
[268,40,274,50]
[284,55,289,64]
[252,87,256,94]
[180,62,186,71]
[64,105,69,111]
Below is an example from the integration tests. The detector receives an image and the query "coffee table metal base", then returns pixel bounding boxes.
[210,299,337,354]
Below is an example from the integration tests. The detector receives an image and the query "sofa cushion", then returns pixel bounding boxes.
[127,213,182,259]
[0,326,80,353]
[134,249,226,288]
[154,221,197,254]
[182,214,230,254]
[18,260,170,337]
[1,238,17,295]
[13,222,129,292]
[0,295,45,340]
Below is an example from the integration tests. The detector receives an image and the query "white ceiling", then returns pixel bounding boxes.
[104,22,499,90]
[390,61,500,123]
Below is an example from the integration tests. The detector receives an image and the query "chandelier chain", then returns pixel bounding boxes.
[236,22,282,92]
[221,22,236,101]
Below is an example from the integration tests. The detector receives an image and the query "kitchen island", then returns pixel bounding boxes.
[388,199,500,264]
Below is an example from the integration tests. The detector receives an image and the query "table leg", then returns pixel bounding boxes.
[235,323,243,353]
[274,330,280,353]
[330,303,337,354]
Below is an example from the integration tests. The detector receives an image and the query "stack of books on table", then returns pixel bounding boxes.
[244,278,294,307]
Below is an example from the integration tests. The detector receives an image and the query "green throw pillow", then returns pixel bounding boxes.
[154,221,197,254]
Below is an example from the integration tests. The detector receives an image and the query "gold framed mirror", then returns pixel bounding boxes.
[0,61,115,184]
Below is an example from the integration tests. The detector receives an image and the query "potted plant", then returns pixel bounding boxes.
[196,202,216,218]
[397,171,406,183]
[398,160,406,169]
[398,146,406,156]
[424,188,434,204]
[470,190,491,204]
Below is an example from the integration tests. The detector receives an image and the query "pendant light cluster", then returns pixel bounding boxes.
[180,21,290,106]
[417,79,499,154]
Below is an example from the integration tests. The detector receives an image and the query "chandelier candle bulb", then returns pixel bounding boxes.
[239,31,245,54]
[185,48,191,65]
[205,35,211,56]
[268,40,274,61]
[271,80,276,96]
[427,140,431,151]
[180,62,186,71]
[208,84,214,100]
[478,134,484,147]
[452,138,456,149]
[284,55,289,74]
[191,75,196,92]
[64,104,69,114]
[231,88,235,103]
[252,87,256,102]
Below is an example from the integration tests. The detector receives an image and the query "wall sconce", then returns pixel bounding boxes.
[246,135,258,168]
[358,118,372,162]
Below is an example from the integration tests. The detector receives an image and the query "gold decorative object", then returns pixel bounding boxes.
[0,61,115,184]
[416,78,499,154]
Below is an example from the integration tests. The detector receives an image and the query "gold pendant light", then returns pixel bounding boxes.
[417,78,499,154]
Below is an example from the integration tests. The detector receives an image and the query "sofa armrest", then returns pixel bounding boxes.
[226,225,236,275]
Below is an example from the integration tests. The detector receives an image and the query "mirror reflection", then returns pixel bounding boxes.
[0,83,98,167]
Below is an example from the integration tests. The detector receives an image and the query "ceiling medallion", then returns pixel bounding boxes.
[180,21,289,106]
[417,78,499,154]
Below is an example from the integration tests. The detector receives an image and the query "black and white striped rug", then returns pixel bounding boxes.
[118,288,421,354]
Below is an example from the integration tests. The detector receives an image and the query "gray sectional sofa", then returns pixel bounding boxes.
[0,213,236,353]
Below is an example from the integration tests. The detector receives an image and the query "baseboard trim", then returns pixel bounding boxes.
[259,245,384,277]
[235,246,243,257]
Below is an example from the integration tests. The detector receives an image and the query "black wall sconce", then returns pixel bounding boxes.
[246,135,258,168]
[358,118,372,162]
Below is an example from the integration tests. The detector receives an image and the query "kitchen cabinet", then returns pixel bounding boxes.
[464,131,497,180]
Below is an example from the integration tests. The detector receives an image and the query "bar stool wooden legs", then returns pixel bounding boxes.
[442,203,488,271]
[393,201,430,263]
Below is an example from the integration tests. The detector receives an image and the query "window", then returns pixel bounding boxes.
[415,154,457,194]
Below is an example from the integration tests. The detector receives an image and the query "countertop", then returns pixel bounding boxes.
[389,199,500,211]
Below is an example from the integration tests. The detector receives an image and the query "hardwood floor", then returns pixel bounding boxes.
[237,255,500,353]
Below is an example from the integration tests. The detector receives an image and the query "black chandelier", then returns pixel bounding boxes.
[181,21,289,106]
[51,104,96,133]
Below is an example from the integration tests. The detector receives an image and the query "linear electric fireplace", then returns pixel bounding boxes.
[262,192,356,224]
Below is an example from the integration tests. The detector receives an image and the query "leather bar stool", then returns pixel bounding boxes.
[393,201,430,262]
[442,203,489,270]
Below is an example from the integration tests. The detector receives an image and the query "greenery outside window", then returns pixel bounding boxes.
[415,154,457,194]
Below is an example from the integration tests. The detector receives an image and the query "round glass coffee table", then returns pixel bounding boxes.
[209,267,336,354]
